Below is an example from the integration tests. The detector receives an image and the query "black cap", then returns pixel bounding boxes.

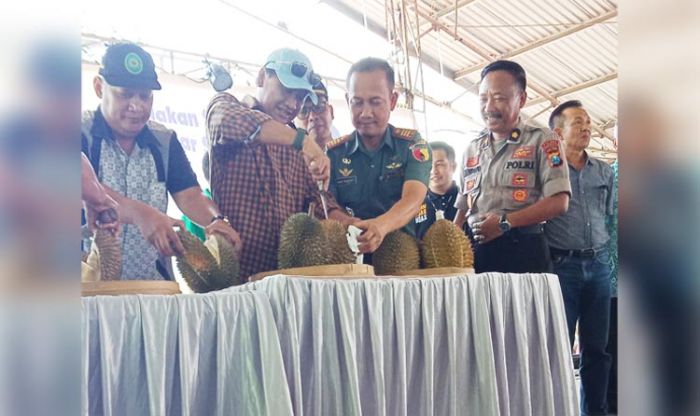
[98,42,161,90]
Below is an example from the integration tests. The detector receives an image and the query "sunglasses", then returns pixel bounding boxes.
[298,99,328,119]
[265,61,322,86]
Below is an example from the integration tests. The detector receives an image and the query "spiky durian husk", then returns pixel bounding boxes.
[421,219,474,268]
[176,256,214,293]
[278,213,330,269]
[87,229,122,280]
[177,229,243,293]
[320,219,356,265]
[372,230,421,275]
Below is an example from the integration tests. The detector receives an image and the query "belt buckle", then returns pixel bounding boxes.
[580,248,595,257]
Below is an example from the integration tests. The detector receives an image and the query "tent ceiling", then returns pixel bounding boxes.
[327,0,617,158]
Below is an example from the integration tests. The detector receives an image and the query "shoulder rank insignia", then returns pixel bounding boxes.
[509,128,521,141]
[393,127,418,141]
[326,134,352,150]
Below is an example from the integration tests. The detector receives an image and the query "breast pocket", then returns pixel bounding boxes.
[596,184,609,212]
[502,165,537,208]
[379,169,404,201]
[335,175,363,204]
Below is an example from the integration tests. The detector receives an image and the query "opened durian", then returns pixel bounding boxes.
[278,213,330,268]
[176,229,241,293]
[320,219,356,265]
[372,230,421,275]
[421,219,474,268]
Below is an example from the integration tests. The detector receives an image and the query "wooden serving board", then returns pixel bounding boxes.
[249,264,375,282]
[385,267,475,277]
[82,280,182,296]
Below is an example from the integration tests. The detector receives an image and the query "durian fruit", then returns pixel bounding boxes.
[421,219,474,268]
[278,213,330,269]
[203,233,241,289]
[176,229,241,293]
[372,230,421,275]
[81,229,122,282]
[320,219,356,265]
[93,229,122,280]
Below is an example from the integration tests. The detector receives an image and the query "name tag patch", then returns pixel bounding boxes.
[336,176,357,186]
[506,160,535,170]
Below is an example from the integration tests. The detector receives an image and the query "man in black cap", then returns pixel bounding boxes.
[81,42,240,280]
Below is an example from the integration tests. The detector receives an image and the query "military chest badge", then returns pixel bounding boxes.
[511,173,528,187]
[338,168,353,177]
[512,189,529,202]
[342,157,352,165]
[512,145,534,159]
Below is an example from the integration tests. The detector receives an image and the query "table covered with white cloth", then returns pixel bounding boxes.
[82,290,293,415]
[82,272,577,415]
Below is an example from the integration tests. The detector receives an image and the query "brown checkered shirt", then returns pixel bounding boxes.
[206,93,340,280]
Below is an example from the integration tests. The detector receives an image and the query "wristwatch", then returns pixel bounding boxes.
[498,213,512,233]
[293,128,307,150]
[211,214,230,224]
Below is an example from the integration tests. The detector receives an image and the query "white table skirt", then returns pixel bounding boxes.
[83,273,577,415]
[232,273,577,416]
[82,291,293,416]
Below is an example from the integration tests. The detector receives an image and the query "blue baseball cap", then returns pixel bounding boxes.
[264,48,320,104]
[99,42,161,90]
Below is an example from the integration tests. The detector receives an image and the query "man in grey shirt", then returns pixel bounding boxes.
[545,100,614,416]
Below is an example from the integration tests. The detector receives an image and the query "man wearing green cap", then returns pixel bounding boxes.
[82,42,241,280]
[206,48,353,280]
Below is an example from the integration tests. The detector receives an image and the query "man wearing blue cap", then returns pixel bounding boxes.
[206,47,353,280]
[82,42,241,280]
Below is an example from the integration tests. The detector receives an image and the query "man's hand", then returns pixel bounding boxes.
[134,206,185,257]
[205,219,242,253]
[85,194,120,235]
[470,212,503,244]
[302,135,330,187]
[354,218,389,253]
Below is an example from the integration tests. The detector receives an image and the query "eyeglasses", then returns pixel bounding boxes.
[298,98,328,119]
[265,61,321,86]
